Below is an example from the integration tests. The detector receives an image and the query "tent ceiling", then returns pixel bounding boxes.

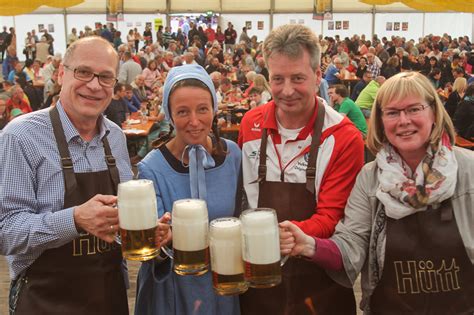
[9,0,473,15]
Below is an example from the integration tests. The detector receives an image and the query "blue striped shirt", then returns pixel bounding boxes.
[0,102,133,279]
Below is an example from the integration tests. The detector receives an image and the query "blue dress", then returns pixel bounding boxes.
[135,139,242,315]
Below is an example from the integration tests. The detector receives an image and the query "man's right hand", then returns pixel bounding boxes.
[73,194,119,243]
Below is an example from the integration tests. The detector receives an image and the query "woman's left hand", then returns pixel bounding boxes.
[155,212,172,247]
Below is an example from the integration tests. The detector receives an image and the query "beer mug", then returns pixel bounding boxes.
[210,217,248,295]
[117,179,159,261]
[240,208,285,288]
[171,199,209,276]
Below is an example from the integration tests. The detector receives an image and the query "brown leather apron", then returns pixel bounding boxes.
[240,105,356,315]
[14,106,129,315]
[371,200,474,315]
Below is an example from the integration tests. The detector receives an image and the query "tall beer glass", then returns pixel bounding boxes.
[172,199,209,276]
[240,208,282,288]
[210,217,248,295]
[117,179,159,261]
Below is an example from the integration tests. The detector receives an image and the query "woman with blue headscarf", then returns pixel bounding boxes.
[135,64,242,315]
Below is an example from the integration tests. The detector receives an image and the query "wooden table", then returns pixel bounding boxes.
[340,77,360,95]
[220,123,240,142]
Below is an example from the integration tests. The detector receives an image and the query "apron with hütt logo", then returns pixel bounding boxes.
[11,106,128,315]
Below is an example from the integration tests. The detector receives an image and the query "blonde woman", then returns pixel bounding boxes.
[252,74,272,103]
[280,71,474,314]
[445,76,467,118]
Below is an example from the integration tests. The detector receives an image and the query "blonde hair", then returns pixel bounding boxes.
[253,74,271,94]
[452,77,467,94]
[366,71,455,154]
[245,71,257,83]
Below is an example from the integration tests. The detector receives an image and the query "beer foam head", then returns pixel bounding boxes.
[240,209,277,232]
[172,199,208,220]
[210,217,244,275]
[118,179,158,231]
[210,218,241,240]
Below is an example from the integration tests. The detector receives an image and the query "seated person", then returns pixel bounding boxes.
[6,86,32,119]
[0,98,7,129]
[453,83,474,140]
[8,60,31,87]
[248,87,264,108]
[104,83,128,128]
[328,84,367,136]
[324,57,346,85]
[351,71,372,101]
[356,76,386,118]
[43,69,61,107]
[131,74,148,102]
[123,84,141,112]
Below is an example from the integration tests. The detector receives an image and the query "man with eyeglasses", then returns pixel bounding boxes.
[0,36,132,314]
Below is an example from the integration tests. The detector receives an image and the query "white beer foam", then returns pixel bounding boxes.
[172,199,209,251]
[241,211,280,264]
[118,180,158,231]
[210,219,244,275]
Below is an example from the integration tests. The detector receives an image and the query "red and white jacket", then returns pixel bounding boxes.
[238,97,365,238]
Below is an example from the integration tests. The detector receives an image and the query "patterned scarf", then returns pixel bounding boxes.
[375,133,457,219]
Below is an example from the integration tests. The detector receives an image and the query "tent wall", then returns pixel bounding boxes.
[2,12,473,60]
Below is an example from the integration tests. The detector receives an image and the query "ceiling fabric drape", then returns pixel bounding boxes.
[360,0,474,13]
[0,0,84,16]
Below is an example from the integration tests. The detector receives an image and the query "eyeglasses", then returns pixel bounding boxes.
[64,65,117,87]
[381,104,431,120]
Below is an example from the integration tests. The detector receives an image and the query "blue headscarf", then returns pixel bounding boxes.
[162,64,218,200]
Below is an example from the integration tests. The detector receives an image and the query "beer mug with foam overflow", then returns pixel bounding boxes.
[117,179,160,261]
[171,199,210,276]
[210,217,248,295]
[240,208,286,288]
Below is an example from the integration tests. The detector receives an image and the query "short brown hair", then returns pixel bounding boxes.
[329,84,348,98]
[263,24,321,71]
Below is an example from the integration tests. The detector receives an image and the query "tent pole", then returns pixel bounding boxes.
[422,12,425,37]
[64,9,68,48]
[166,0,171,27]
[371,5,375,41]
[270,0,274,31]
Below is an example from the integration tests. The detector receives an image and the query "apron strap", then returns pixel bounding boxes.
[305,103,326,195]
[250,128,268,184]
[49,106,77,196]
[102,136,120,191]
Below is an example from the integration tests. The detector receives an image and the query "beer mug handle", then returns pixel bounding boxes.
[160,245,174,260]
[281,255,289,266]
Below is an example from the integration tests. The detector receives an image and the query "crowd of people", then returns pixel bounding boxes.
[0,17,473,315]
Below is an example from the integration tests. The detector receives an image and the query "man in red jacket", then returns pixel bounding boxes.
[238,24,364,315]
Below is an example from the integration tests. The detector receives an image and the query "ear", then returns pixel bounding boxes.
[57,63,65,86]
[315,67,322,86]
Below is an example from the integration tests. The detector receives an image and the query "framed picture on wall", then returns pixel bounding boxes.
[335,21,342,30]
[343,21,349,30]
[136,22,142,27]
[48,24,54,33]
[394,22,400,31]
[257,21,264,30]
[38,24,44,32]
[298,19,305,24]
[328,21,334,30]
[290,19,296,24]
[386,22,392,31]
[126,22,133,27]
[402,22,408,31]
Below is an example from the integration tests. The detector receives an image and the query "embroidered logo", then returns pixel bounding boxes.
[251,122,261,132]
[394,259,461,294]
